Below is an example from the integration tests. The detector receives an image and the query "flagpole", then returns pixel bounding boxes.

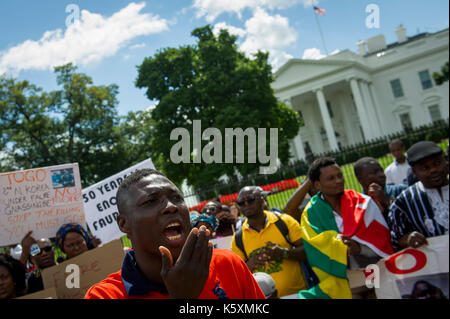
[314,10,329,56]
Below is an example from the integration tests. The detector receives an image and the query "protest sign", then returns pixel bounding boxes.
[0,163,85,246]
[211,235,233,250]
[17,287,58,299]
[82,158,155,244]
[375,235,449,299]
[347,235,449,299]
[41,238,124,299]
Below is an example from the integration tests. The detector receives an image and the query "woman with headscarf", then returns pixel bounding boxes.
[0,253,27,299]
[56,223,101,261]
[190,213,219,237]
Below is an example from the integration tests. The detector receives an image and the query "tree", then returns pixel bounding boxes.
[0,63,130,187]
[433,61,449,85]
[136,25,300,189]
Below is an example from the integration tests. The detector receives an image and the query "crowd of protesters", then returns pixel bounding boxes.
[0,139,448,299]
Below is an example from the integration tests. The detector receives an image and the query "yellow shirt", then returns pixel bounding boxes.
[231,210,306,297]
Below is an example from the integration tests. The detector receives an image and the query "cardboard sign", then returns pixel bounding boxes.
[211,235,233,250]
[41,238,124,299]
[0,163,85,246]
[17,287,58,299]
[83,158,155,244]
[347,235,449,299]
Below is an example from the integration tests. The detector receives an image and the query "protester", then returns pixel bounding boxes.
[253,272,278,299]
[231,186,308,297]
[353,157,407,219]
[0,253,27,299]
[190,212,219,235]
[84,169,265,299]
[285,178,318,222]
[385,139,411,185]
[18,231,57,294]
[299,157,394,299]
[56,223,101,261]
[230,202,245,232]
[203,201,222,216]
[388,141,449,251]
[410,280,448,299]
[214,205,238,237]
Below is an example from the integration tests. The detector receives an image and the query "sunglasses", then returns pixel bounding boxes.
[237,197,257,207]
[36,246,53,255]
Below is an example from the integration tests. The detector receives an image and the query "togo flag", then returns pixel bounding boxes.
[299,190,394,299]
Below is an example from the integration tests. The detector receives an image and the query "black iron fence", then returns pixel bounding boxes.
[183,119,449,211]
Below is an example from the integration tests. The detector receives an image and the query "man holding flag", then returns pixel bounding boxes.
[299,157,394,299]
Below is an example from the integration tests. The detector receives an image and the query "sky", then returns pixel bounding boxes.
[0,0,448,116]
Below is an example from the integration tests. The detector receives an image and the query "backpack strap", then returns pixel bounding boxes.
[271,210,294,246]
[234,228,249,261]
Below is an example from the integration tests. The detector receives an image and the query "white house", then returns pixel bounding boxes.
[272,26,449,161]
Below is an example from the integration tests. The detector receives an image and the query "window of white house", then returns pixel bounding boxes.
[390,79,404,98]
[399,112,413,132]
[297,110,305,126]
[419,70,433,90]
[428,104,442,122]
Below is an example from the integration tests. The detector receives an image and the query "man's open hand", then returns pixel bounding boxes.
[159,225,213,299]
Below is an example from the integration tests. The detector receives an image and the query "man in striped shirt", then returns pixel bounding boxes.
[388,141,449,251]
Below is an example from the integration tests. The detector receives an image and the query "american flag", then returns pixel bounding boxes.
[314,6,325,16]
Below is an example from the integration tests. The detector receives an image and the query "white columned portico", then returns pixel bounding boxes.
[285,99,306,160]
[348,78,374,141]
[360,80,382,137]
[314,88,339,151]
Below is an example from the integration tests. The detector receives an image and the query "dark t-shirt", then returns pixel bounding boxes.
[26,271,44,294]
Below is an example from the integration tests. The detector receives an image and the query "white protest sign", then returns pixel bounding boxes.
[375,235,449,299]
[211,235,233,250]
[0,163,85,246]
[347,235,449,299]
[83,158,155,244]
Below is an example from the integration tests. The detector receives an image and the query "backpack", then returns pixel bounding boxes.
[234,210,319,289]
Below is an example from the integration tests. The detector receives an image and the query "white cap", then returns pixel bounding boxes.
[253,272,276,298]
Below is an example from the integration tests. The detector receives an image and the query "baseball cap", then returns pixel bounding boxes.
[406,141,443,165]
[253,272,276,298]
[256,186,271,198]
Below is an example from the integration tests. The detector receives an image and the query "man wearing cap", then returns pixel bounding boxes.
[231,186,308,297]
[388,141,449,251]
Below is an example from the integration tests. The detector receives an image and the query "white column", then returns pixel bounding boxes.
[349,78,373,141]
[338,93,356,145]
[314,88,339,151]
[368,82,387,136]
[293,135,306,160]
[360,80,381,138]
[284,99,306,160]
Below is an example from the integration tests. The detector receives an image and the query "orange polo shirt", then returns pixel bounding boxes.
[84,248,265,299]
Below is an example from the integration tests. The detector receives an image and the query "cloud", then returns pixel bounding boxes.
[130,43,147,50]
[302,48,326,60]
[213,22,246,38]
[239,8,297,70]
[212,9,296,71]
[193,0,303,22]
[0,2,168,75]
[301,0,319,8]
